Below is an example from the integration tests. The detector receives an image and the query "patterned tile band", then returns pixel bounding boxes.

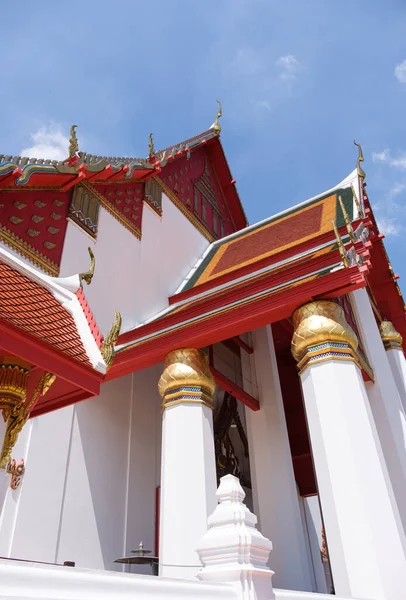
[383,340,403,351]
[297,341,361,375]
[162,385,213,410]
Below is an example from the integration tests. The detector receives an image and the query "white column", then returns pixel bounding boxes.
[350,288,406,531]
[292,300,406,600]
[380,321,406,412]
[242,326,313,592]
[158,349,217,580]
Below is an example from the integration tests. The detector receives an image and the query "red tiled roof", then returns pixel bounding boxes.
[0,261,91,366]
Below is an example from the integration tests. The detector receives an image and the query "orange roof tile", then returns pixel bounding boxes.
[0,261,91,366]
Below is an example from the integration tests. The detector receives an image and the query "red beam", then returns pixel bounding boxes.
[108,266,367,381]
[210,366,259,411]
[232,336,253,354]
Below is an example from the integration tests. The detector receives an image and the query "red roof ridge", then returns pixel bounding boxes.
[76,287,104,349]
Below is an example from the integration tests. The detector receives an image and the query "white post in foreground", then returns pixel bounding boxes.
[197,474,275,600]
[380,321,406,412]
[291,301,406,600]
[158,348,217,580]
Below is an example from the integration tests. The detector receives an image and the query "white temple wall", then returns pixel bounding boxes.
[0,367,163,571]
[59,194,209,336]
[0,406,74,562]
[135,196,209,325]
[59,210,140,336]
[55,375,133,571]
[125,363,162,570]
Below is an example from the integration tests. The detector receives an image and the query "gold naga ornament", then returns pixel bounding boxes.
[148,133,155,158]
[100,311,122,370]
[69,125,79,158]
[353,140,366,181]
[213,100,222,134]
[80,246,96,286]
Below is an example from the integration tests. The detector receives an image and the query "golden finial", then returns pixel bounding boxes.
[353,140,366,181]
[80,247,95,286]
[350,183,363,218]
[100,311,122,370]
[148,133,155,158]
[338,196,355,243]
[332,219,349,267]
[69,125,79,157]
[213,100,222,134]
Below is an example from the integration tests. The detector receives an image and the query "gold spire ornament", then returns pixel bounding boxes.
[338,195,355,243]
[100,311,122,370]
[332,219,349,267]
[69,125,79,157]
[0,372,56,469]
[213,100,222,134]
[148,133,155,158]
[80,247,95,286]
[353,140,366,181]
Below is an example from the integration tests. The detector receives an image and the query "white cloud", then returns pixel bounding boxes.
[231,48,262,76]
[21,126,69,161]
[253,99,272,112]
[372,148,406,170]
[276,54,299,80]
[395,59,406,84]
[376,217,400,236]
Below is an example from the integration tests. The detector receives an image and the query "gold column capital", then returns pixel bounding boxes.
[0,359,55,469]
[0,358,30,418]
[291,301,359,373]
[158,348,215,410]
[380,321,403,351]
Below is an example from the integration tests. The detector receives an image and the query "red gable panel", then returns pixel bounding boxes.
[0,190,70,272]
[160,146,238,238]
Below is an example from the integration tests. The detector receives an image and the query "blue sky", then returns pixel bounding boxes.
[1,0,405,293]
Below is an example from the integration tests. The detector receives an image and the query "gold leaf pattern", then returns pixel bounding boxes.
[47,227,59,235]
[50,212,62,220]
[43,241,56,250]
[27,229,40,237]
[14,201,27,210]
[31,215,44,223]
[34,200,46,208]
[53,199,64,207]
[9,216,23,225]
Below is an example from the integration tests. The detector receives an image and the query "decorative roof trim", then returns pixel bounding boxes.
[0,245,106,374]
[81,181,142,240]
[0,224,59,276]
[154,176,215,243]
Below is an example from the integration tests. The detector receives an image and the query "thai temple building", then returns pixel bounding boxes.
[0,107,406,600]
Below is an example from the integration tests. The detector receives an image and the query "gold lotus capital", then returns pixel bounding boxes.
[158,348,215,399]
[291,300,358,362]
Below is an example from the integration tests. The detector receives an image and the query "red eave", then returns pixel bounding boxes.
[0,317,103,395]
[362,201,406,350]
[108,265,367,381]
